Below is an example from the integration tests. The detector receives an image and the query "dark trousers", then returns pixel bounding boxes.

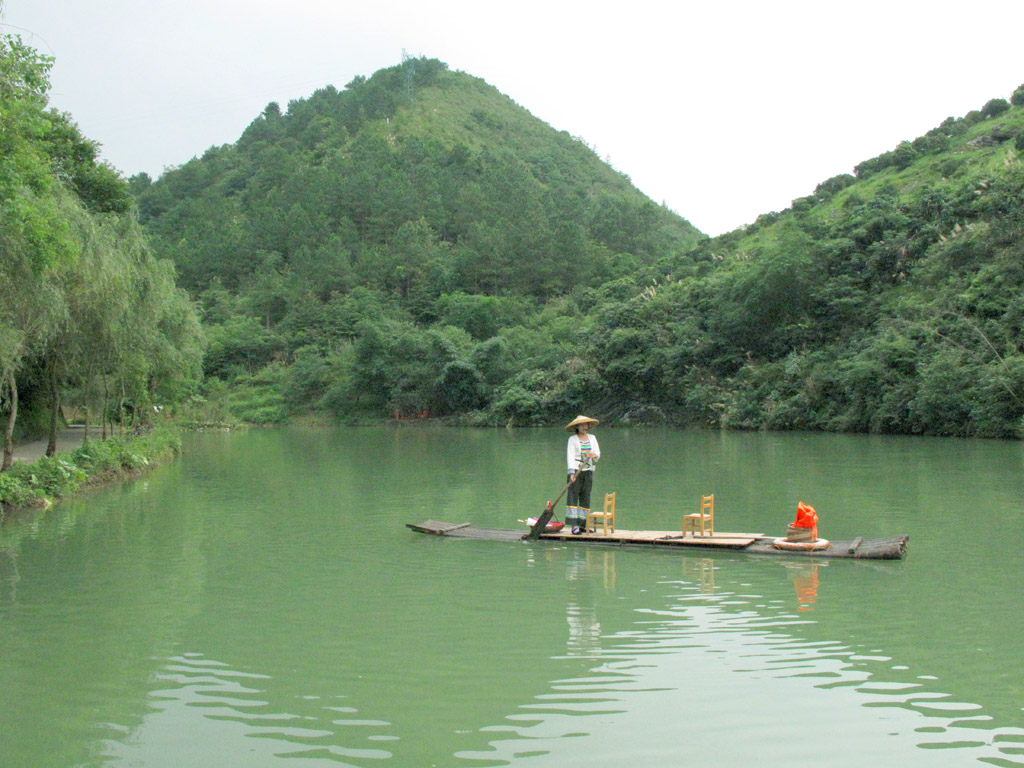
[566,470,593,527]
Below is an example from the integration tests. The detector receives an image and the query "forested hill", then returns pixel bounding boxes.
[131,57,703,425]
[641,87,1024,437]
[134,58,701,298]
[134,58,1024,438]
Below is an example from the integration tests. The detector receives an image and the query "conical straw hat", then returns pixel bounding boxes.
[565,415,599,432]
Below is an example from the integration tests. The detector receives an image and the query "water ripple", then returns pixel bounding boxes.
[471,574,1024,768]
[101,653,395,767]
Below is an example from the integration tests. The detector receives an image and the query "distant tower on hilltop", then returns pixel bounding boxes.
[402,49,415,102]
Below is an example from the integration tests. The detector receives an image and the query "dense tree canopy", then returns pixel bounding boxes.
[0,27,203,467]
[135,56,1024,438]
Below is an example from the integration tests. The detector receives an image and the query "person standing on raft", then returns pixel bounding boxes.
[565,415,601,535]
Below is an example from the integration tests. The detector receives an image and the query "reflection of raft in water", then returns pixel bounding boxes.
[406,520,909,560]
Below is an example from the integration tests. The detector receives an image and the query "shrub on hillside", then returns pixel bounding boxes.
[981,98,1010,119]
[814,174,856,198]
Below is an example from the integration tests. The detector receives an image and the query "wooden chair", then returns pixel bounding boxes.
[586,492,616,535]
[683,494,714,537]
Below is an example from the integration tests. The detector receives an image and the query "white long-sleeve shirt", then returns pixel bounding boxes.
[567,433,600,474]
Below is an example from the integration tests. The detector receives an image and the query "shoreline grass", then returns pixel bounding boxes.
[0,424,183,516]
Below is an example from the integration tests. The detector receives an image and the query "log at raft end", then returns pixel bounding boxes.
[748,533,908,559]
[852,533,908,559]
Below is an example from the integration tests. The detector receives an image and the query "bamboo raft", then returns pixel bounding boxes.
[406,519,909,560]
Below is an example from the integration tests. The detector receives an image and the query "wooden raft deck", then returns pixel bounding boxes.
[406,520,909,559]
[541,528,762,548]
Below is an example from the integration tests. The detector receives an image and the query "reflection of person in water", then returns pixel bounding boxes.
[565,551,602,657]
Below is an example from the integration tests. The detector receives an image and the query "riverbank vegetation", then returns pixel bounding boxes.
[134,57,1024,438]
[0,23,204,470]
[0,424,181,513]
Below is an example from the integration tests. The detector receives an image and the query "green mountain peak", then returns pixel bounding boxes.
[138,57,701,299]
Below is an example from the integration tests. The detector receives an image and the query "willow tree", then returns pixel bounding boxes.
[88,214,203,434]
[0,32,73,468]
[0,27,203,465]
[42,195,122,450]
[40,191,204,448]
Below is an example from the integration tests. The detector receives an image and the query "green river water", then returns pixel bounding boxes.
[1,426,1022,767]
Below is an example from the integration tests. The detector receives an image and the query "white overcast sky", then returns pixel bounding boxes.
[4,0,1024,236]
